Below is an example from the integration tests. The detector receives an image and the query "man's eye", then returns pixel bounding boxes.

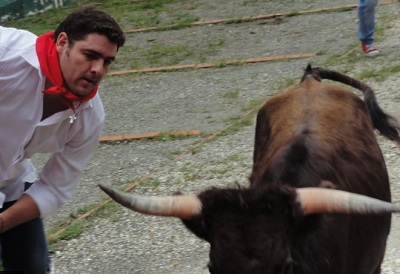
[86,54,96,60]
[104,59,113,66]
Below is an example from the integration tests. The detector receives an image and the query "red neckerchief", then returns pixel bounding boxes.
[36,31,98,111]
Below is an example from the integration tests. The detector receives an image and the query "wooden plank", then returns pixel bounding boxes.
[100,129,201,142]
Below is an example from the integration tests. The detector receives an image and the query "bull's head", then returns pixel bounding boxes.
[99,183,400,273]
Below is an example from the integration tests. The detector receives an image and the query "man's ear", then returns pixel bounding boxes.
[55,32,69,53]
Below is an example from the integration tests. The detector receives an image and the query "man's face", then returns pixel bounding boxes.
[56,32,118,97]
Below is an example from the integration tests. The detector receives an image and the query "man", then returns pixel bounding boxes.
[358,0,380,56]
[0,6,125,273]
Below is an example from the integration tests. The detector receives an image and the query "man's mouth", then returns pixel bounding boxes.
[83,77,96,84]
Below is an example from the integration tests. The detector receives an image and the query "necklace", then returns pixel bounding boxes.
[69,102,82,124]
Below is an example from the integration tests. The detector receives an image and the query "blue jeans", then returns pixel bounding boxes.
[0,200,51,273]
[358,0,378,45]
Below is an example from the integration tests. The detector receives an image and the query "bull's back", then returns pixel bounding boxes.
[254,78,389,196]
[266,79,375,151]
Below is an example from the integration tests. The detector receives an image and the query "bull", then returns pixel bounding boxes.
[100,65,400,274]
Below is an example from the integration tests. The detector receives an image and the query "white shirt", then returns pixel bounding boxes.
[0,26,105,217]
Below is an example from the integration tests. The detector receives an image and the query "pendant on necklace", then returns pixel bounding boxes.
[69,113,77,124]
[69,102,81,124]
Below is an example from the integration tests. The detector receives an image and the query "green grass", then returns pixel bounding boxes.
[223,89,240,99]
[3,0,197,34]
[47,220,88,251]
[145,44,192,65]
[358,64,400,82]
[139,177,162,188]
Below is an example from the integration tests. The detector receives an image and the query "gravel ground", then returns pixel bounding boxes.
[29,1,400,273]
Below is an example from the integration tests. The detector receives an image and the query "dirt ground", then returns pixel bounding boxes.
[29,1,400,273]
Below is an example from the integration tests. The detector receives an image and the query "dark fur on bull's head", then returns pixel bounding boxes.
[181,186,307,274]
[99,65,400,274]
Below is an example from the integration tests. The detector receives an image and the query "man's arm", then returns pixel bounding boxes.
[0,194,40,233]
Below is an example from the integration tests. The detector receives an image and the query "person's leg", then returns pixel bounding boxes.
[358,0,378,45]
[0,201,51,274]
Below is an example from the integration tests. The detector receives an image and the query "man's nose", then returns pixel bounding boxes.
[91,60,104,75]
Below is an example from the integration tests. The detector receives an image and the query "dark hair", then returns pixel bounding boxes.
[53,6,125,49]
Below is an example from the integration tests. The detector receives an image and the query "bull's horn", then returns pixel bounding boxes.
[99,184,202,218]
[297,187,400,215]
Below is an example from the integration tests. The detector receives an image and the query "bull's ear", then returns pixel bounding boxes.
[181,215,210,242]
